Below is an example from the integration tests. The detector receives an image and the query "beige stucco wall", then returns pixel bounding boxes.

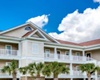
[2,25,34,38]
[86,49,100,61]
[0,42,18,50]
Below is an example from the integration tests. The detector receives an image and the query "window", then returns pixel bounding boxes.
[33,43,39,54]
[57,50,61,59]
[76,52,81,56]
[65,51,69,56]
[5,45,12,54]
[25,26,32,31]
[45,49,50,57]
[76,66,79,71]
[5,62,11,66]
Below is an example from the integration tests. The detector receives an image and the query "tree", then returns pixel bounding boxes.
[19,62,44,80]
[49,62,69,80]
[1,60,18,80]
[33,62,44,80]
[19,64,35,80]
[42,64,52,77]
[79,63,100,80]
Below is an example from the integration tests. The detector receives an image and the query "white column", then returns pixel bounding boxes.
[69,49,72,60]
[70,63,73,75]
[25,59,27,80]
[18,42,21,80]
[83,78,86,80]
[70,78,73,80]
[54,47,57,59]
[95,71,98,80]
[82,50,85,61]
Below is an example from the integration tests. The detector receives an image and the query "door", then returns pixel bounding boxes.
[5,45,12,54]
[86,53,91,57]
[57,50,60,59]
[86,53,91,61]
[45,49,50,57]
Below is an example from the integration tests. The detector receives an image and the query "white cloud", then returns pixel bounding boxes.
[27,14,50,28]
[49,6,100,43]
[94,0,100,3]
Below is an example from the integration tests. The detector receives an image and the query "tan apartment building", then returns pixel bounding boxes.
[0,22,100,80]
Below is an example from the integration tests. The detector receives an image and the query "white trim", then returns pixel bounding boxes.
[75,52,81,56]
[5,62,11,66]
[45,49,50,53]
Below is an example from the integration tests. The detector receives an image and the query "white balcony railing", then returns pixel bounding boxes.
[72,56,83,61]
[73,70,83,75]
[0,49,19,57]
[44,53,95,62]
[44,53,69,61]
[44,53,54,59]
[57,54,70,60]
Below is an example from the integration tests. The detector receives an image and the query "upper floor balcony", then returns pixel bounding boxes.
[0,49,20,60]
[44,53,96,63]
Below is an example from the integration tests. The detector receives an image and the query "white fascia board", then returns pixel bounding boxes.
[44,42,84,49]
[0,36,21,41]
[26,37,48,42]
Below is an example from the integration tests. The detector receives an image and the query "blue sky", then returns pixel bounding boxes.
[0,0,100,42]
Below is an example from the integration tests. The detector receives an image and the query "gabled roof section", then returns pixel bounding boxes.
[28,29,48,40]
[27,22,59,43]
[0,22,59,43]
[22,29,48,40]
[79,39,100,46]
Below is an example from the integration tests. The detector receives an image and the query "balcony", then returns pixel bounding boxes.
[45,70,86,78]
[0,49,20,59]
[44,53,95,63]
[44,53,70,62]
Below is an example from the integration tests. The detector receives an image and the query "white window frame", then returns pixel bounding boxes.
[76,52,81,56]
[5,62,11,66]
[45,49,50,54]
[32,43,39,54]
[5,45,12,54]
[5,45,12,50]
[45,49,50,57]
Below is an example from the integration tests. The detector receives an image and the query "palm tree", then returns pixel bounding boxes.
[33,62,44,80]
[19,62,44,80]
[49,62,69,80]
[42,64,52,77]
[1,60,18,80]
[19,66,28,75]
[79,63,100,80]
